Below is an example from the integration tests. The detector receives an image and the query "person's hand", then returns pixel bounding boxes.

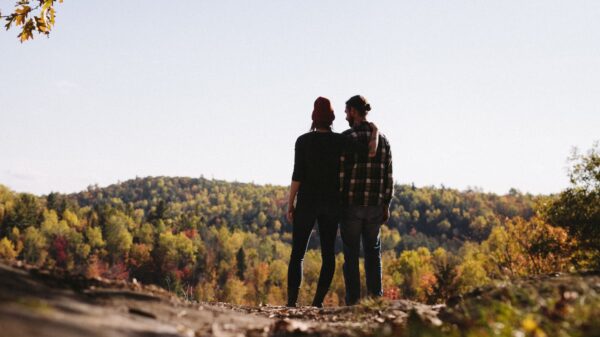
[382,205,390,223]
[368,122,379,158]
[369,122,378,132]
[287,205,295,224]
[369,137,379,158]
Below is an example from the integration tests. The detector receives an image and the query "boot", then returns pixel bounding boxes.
[311,286,329,308]
[287,287,299,307]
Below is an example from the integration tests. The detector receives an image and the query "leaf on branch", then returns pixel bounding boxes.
[4,0,63,41]
[35,15,49,34]
[19,18,35,42]
[14,5,31,26]
[4,15,15,30]
[42,0,53,12]
[48,7,55,25]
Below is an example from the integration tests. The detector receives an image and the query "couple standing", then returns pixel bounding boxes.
[286,95,393,307]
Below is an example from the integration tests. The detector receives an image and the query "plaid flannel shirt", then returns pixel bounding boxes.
[340,122,393,206]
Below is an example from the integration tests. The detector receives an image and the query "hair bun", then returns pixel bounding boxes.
[365,103,371,112]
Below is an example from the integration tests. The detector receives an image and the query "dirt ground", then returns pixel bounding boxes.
[0,262,442,337]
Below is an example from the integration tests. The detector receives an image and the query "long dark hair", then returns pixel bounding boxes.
[310,121,332,131]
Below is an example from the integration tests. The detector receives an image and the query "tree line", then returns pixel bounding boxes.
[0,143,597,305]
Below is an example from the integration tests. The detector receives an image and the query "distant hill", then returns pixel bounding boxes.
[0,177,566,306]
[67,176,542,247]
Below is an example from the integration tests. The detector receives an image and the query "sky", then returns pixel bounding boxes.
[1,0,599,196]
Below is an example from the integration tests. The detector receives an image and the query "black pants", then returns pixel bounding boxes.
[287,197,339,306]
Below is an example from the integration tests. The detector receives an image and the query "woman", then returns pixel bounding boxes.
[286,96,378,307]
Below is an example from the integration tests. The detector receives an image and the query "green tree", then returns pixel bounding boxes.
[22,226,47,264]
[236,247,246,281]
[453,243,489,294]
[430,247,459,301]
[156,231,196,274]
[483,225,522,278]
[85,225,105,251]
[257,211,267,227]
[544,142,600,267]
[104,213,134,261]
[0,185,15,225]
[380,225,401,251]
[3,193,41,234]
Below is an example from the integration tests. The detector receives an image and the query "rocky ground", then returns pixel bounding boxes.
[0,261,441,337]
[1,261,599,337]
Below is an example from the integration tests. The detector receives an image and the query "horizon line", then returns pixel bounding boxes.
[0,174,557,197]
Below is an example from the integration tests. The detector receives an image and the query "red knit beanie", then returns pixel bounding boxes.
[312,96,335,125]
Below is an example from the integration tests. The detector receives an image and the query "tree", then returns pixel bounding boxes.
[380,225,401,251]
[248,262,270,305]
[0,237,17,260]
[257,211,267,227]
[104,213,134,261]
[544,142,600,267]
[22,226,47,264]
[430,247,459,301]
[388,247,437,302]
[221,277,247,304]
[129,243,153,281]
[453,243,489,294]
[2,193,41,234]
[85,225,105,252]
[236,247,246,281]
[156,231,196,279]
[1,0,63,42]
[482,225,523,278]
[148,200,169,224]
[483,218,573,277]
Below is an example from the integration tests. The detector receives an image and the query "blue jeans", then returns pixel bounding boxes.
[340,205,383,305]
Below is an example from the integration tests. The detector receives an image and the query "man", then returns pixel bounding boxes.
[339,95,393,305]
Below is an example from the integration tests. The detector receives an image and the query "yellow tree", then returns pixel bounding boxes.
[2,0,63,42]
[222,277,247,305]
[388,247,437,302]
[0,237,17,260]
[453,243,490,294]
[482,225,525,278]
[22,227,47,264]
[104,213,134,262]
[483,218,573,277]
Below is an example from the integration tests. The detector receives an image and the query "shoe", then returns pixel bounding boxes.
[312,286,328,308]
[287,287,299,307]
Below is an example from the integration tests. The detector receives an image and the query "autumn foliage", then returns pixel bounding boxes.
[1,0,62,42]
[0,143,597,305]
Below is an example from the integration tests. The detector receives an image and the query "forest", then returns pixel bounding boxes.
[0,144,598,307]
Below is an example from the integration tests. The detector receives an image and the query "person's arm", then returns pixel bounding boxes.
[343,124,379,157]
[382,143,393,223]
[287,180,301,223]
[368,122,379,158]
[288,137,305,224]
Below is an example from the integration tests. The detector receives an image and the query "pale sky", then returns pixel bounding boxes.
[1,0,599,196]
